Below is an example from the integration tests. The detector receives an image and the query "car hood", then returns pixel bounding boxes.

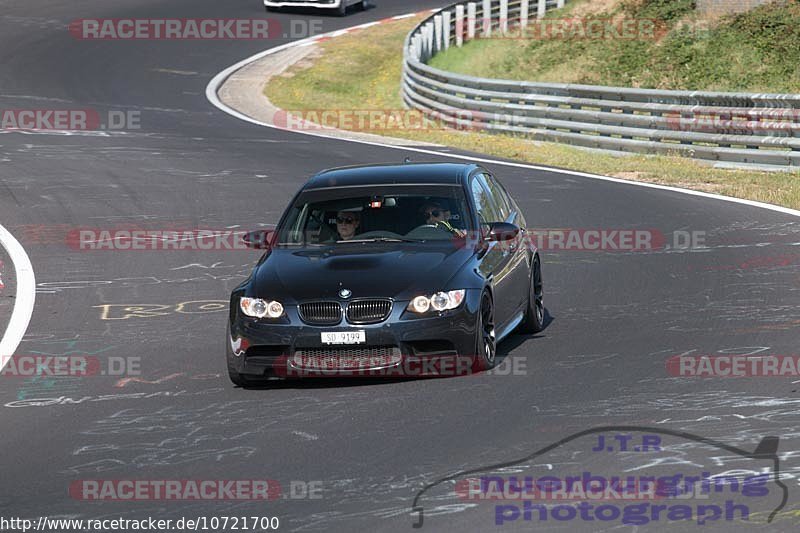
[253,243,474,302]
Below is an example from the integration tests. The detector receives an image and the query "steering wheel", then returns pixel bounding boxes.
[405,223,454,240]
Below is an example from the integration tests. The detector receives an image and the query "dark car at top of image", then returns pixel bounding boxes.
[226,162,545,386]
[264,0,369,16]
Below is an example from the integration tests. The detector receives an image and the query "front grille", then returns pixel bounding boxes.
[292,345,401,370]
[298,301,342,325]
[346,299,392,324]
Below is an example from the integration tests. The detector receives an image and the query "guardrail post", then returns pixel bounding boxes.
[482,0,492,37]
[429,22,436,59]
[537,0,546,18]
[557,0,565,7]
[411,34,421,60]
[455,5,465,47]
[500,0,508,34]
[423,22,434,61]
[467,2,477,40]
[442,11,452,50]
[434,15,443,54]
[520,0,529,28]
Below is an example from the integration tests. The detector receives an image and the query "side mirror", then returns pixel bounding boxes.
[241,229,273,249]
[487,222,519,242]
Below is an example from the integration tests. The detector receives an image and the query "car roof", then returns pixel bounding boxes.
[302,162,481,190]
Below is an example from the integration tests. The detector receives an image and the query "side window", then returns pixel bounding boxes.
[494,177,527,228]
[470,175,490,226]
[485,174,513,222]
[470,174,504,225]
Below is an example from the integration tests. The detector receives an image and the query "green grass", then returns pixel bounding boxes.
[265,14,800,210]
[429,0,800,92]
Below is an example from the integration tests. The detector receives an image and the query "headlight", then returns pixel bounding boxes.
[240,297,284,318]
[407,290,466,314]
[431,292,449,311]
[409,295,430,313]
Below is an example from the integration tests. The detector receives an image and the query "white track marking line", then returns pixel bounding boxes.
[205,11,800,220]
[353,21,380,29]
[0,223,35,371]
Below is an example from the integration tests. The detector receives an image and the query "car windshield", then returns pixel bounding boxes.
[275,185,472,246]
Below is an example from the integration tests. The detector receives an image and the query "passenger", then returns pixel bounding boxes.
[335,210,361,241]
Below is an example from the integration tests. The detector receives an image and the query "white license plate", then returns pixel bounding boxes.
[321,331,366,345]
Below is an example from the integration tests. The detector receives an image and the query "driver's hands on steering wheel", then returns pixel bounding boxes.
[434,221,466,238]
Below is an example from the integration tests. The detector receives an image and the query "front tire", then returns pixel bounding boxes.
[336,1,347,16]
[473,291,496,371]
[519,255,544,333]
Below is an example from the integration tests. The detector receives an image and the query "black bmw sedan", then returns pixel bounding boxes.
[226,162,544,385]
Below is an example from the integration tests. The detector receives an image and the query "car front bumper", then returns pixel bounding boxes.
[227,291,482,378]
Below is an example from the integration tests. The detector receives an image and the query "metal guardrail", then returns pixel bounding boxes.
[401,0,800,167]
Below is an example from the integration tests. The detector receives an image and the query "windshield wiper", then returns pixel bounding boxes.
[337,237,424,244]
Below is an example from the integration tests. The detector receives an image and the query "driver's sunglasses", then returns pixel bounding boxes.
[425,209,443,218]
[336,216,356,224]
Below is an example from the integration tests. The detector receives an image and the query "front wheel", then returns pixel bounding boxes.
[519,255,544,333]
[336,1,347,16]
[473,292,496,371]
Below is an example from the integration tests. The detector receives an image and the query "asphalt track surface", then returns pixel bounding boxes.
[1,0,800,531]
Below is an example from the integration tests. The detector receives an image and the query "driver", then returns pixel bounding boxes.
[420,201,465,237]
